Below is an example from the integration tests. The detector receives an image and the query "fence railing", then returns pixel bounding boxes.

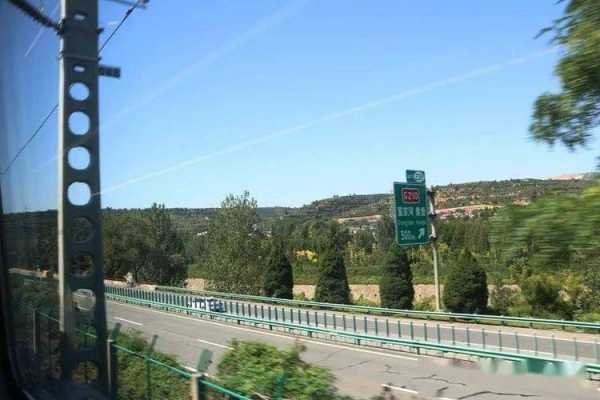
[105,288,600,378]
[152,285,600,332]
[19,302,250,400]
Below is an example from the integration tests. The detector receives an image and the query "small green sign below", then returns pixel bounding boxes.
[393,182,429,246]
[406,170,426,184]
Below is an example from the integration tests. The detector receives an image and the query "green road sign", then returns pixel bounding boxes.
[406,170,426,184]
[393,182,429,246]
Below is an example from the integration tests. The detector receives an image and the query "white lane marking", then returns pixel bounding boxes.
[436,397,457,400]
[184,366,197,373]
[109,301,418,362]
[381,384,418,395]
[197,338,233,350]
[114,316,143,326]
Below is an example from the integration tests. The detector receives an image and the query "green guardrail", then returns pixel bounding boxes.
[153,285,600,331]
[106,290,600,378]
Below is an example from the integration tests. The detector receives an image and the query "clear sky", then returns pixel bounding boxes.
[2,0,599,212]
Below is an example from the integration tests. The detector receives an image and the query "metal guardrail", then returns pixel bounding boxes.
[153,285,600,331]
[105,289,600,378]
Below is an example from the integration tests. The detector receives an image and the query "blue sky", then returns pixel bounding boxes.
[2,0,599,211]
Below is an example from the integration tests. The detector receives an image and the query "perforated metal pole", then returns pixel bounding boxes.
[428,187,441,311]
[57,0,108,393]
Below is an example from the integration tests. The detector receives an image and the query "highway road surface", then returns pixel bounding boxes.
[107,300,600,400]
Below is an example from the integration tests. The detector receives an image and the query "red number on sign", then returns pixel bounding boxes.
[402,188,420,203]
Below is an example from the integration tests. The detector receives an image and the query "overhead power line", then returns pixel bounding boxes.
[1,0,146,176]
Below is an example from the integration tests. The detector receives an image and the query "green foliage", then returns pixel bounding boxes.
[263,240,294,299]
[114,329,190,400]
[531,0,600,149]
[489,286,519,315]
[443,250,488,313]
[217,341,347,400]
[520,273,571,319]
[203,192,264,294]
[413,295,436,312]
[103,204,186,285]
[379,244,414,309]
[314,248,351,305]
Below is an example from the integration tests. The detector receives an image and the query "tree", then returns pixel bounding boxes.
[379,244,414,309]
[263,240,294,299]
[530,1,600,152]
[314,248,351,304]
[443,250,488,313]
[217,341,349,400]
[203,192,264,294]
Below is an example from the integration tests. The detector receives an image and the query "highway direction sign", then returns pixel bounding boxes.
[406,169,426,184]
[393,182,429,246]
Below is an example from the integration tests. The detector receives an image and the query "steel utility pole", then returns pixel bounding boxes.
[57,0,109,395]
[428,187,441,311]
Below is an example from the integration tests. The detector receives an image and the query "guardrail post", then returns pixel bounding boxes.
[466,327,470,347]
[274,308,278,321]
[352,316,357,332]
[436,324,441,343]
[424,323,428,342]
[236,302,239,315]
[107,339,117,400]
[410,322,414,340]
[315,312,319,327]
[364,317,368,334]
[333,314,337,330]
[374,318,378,336]
[254,305,258,318]
[290,308,293,324]
[191,373,206,400]
[573,338,579,361]
[533,333,538,355]
[481,328,486,349]
[268,307,272,321]
[261,305,265,319]
[298,310,301,325]
[324,313,329,329]
[343,315,346,331]
[385,319,390,337]
[551,335,557,358]
[306,311,310,326]
[397,321,402,338]
[497,330,502,351]
[514,332,520,353]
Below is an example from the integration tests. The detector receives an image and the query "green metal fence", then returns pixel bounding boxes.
[153,285,600,332]
[105,289,600,378]
[20,302,249,400]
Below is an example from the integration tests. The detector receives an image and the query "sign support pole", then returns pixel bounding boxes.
[428,187,441,311]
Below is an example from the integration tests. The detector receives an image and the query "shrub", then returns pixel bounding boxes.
[217,341,349,400]
[490,285,519,315]
[443,250,488,313]
[263,242,294,299]
[521,273,572,319]
[379,244,414,309]
[413,295,436,311]
[314,249,351,304]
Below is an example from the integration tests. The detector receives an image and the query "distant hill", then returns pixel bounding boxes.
[4,177,595,236]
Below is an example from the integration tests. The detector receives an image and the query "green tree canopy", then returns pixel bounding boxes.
[443,249,488,313]
[379,244,414,309]
[203,191,264,294]
[263,239,294,299]
[530,0,600,151]
[314,248,351,305]
[217,341,348,400]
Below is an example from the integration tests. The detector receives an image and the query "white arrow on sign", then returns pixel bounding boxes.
[418,227,426,239]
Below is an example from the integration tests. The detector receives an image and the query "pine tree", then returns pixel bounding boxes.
[379,244,414,309]
[314,249,351,304]
[263,241,294,299]
[443,249,488,313]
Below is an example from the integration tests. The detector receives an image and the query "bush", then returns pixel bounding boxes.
[443,250,488,313]
[314,249,351,304]
[217,341,349,400]
[263,242,294,299]
[521,273,572,319]
[379,244,414,309]
[413,295,436,311]
[489,285,519,315]
[114,329,189,400]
